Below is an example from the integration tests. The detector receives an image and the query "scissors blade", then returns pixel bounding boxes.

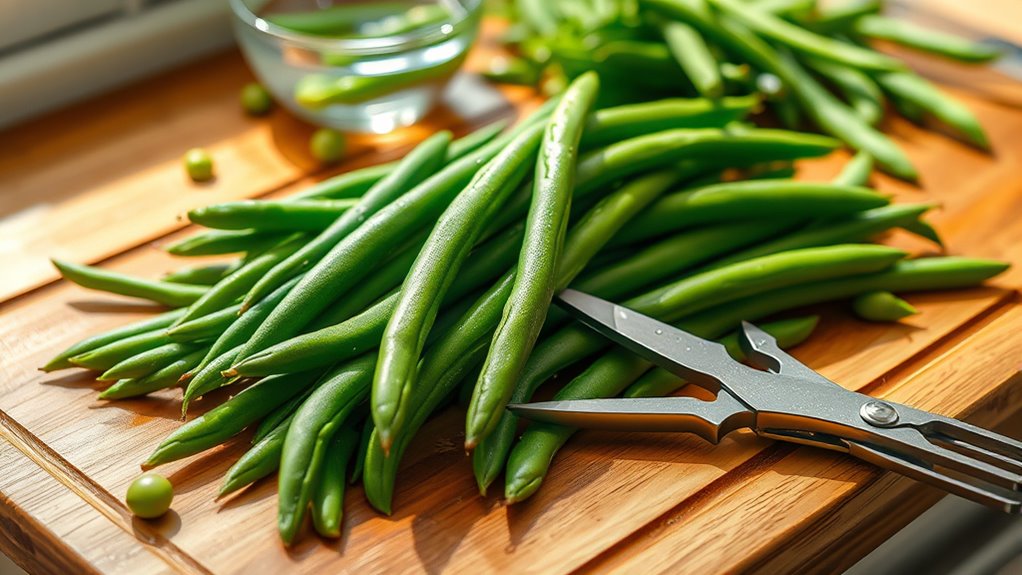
[508,395,754,444]
[556,289,752,393]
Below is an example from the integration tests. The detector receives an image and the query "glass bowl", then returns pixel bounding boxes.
[230,0,483,133]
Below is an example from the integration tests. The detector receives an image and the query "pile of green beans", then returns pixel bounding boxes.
[46,83,1006,544]
[485,0,999,179]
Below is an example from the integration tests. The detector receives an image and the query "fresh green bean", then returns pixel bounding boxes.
[176,233,306,325]
[144,369,321,468]
[241,132,452,311]
[52,260,206,308]
[874,71,990,149]
[833,151,874,186]
[624,315,818,398]
[503,256,1008,502]
[165,303,242,342]
[350,417,374,484]
[278,356,375,544]
[581,96,759,148]
[181,275,304,410]
[311,424,359,538]
[252,385,318,445]
[373,121,547,449]
[68,329,172,371]
[162,263,236,286]
[852,290,918,322]
[470,73,600,455]
[99,349,205,400]
[165,230,283,257]
[188,199,358,232]
[573,220,794,298]
[42,308,186,372]
[98,342,198,381]
[805,0,882,33]
[645,0,917,179]
[803,55,885,125]
[610,180,888,246]
[660,19,724,97]
[295,55,465,108]
[706,204,937,269]
[854,15,1001,64]
[709,0,904,71]
[483,55,541,85]
[219,414,292,498]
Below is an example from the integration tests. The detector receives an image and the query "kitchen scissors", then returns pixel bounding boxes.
[509,289,1022,512]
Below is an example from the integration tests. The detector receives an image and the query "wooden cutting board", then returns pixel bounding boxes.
[2,7,1022,575]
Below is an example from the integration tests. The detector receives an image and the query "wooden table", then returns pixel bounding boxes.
[2,5,1022,574]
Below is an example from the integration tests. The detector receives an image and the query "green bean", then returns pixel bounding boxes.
[165,303,242,342]
[165,230,283,257]
[278,356,375,544]
[52,260,206,308]
[752,0,815,16]
[803,55,885,125]
[517,0,560,36]
[350,417,374,483]
[181,275,304,410]
[610,180,888,246]
[162,263,236,286]
[645,0,917,179]
[581,96,759,148]
[366,168,685,509]
[373,122,547,449]
[833,151,874,186]
[176,233,306,326]
[503,255,1007,502]
[219,414,292,498]
[852,290,918,322]
[311,424,358,538]
[706,204,937,269]
[874,71,990,149]
[483,55,542,85]
[902,219,944,248]
[624,315,818,398]
[470,73,600,454]
[144,369,322,468]
[854,15,1000,64]
[295,55,465,108]
[709,0,904,71]
[574,220,794,298]
[99,349,205,400]
[98,342,199,381]
[252,385,318,446]
[241,132,452,311]
[42,308,186,372]
[69,329,172,371]
[660,19,724,97]
[188,199,357,232]
[805,0,881,33]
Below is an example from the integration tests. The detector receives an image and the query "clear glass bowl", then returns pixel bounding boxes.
[230,0,483,133]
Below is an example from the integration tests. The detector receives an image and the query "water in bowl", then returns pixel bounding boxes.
[233,0,481,132]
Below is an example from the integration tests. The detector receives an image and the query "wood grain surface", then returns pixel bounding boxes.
[2,6,1022,575]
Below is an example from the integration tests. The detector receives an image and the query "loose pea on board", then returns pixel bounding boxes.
[126,474,173,519]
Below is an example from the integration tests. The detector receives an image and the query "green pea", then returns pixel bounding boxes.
[183,148,214,182]
[240,83,273,116]
[126,474,174,519]
[309,128,346,164]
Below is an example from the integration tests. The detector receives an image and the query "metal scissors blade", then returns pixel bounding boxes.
[555,289,756,394]
[507,394,754,444]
